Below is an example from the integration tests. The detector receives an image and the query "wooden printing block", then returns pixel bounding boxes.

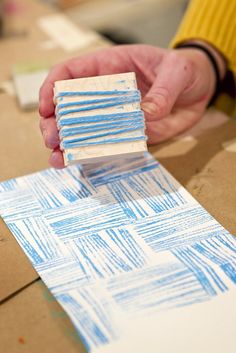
[54,72,147,165]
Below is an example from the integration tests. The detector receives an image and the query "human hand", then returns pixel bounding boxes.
[39,44,219,168]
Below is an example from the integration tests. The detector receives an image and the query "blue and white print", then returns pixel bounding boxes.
[0,153,235,352]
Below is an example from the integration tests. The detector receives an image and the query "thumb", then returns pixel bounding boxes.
[141,52,194,121]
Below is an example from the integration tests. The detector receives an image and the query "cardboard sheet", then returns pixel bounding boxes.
[0,218,38,302]
[0,280,86,353]
[0,2,235,352]
[0,152,235,353]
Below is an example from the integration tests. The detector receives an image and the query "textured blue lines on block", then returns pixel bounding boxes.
[58,111,144,127]
[56,89,146,149]
[56,89,139,97]
[57,92,140,109]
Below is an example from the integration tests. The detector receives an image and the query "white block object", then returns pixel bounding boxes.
[54,72,147,165]
[38,14,100,52]
[13,69,48,110]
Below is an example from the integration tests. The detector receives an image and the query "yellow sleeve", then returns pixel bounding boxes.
[171,0,236,74]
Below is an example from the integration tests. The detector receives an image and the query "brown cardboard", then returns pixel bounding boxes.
[0,0,236,352]
[1,112,236,353]
[0,0,109,82]
[0,0,110,351]
[151,114,236,235]
[0,91,48,301]
[0,280,86,353]
[0,218,38,303]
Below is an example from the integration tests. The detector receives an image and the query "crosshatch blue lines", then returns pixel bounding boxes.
[65,228,148,280]
[44,195,130,240]
[107,262,211,315]
[0,153,236,352]
[25,167,96,209]
[8,217,68,265]
[0,165,97,215]
[56,288,119,352]
[173,235,236,295]
[0,190,41,222]
[36,258,90,294]
[133,204,228,251]
[104,172,188,220]
[0,177,18,192]
[83,153,158,187]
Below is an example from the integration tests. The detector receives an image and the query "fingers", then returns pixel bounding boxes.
[49,149,65,169]
[39,53,101,118]
[39,45,138,119]
[39,63,73,118]
[39,116,64,168]
[39,115,59,149]
[39,52,102,167]
[146,105,203,144]
[142,52,194,121]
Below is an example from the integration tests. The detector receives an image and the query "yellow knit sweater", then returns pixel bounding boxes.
[171,0,236,115]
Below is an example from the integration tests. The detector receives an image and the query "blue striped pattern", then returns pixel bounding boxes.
[56,288,119,352]
[133,204,228,250]
[56,87,146,152]
[56,89,138,97]
[58,111,143,127]
[57,94,140,117]
[0,153,235,352]
[65,228,148,280]
[107,262,211,314]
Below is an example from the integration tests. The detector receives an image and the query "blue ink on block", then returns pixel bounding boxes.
[57,97,141,117]
[54,73,147,165]
[67,153,73,162]
[62,125,144,145]
[59,119,143,138]
[57,91,140,109]
[58,111,144,127]
[62,136,146,149]
[56,89,137,97]
[0,153,236,352]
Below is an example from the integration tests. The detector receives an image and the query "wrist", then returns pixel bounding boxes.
[175,40,227,105]
[181,40,226,80]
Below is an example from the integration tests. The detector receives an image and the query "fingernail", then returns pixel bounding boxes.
[141,102,157,115]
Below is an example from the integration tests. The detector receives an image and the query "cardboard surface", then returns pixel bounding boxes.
[1,110,236,353]
[0,218,38,303]
[0,0,109,82]
[0,0,235,352]
[151,111,236,235]
[0,0,108,351]
[1,145,236,353]
[0,280,86,353]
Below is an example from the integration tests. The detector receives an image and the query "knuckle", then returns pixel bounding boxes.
[167,51,193,74]
[166,51,183,65]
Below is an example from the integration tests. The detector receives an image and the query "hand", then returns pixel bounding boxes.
[39,44,218,168]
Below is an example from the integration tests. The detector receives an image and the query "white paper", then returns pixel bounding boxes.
[0,153,235,352]
[38,14,100,52]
